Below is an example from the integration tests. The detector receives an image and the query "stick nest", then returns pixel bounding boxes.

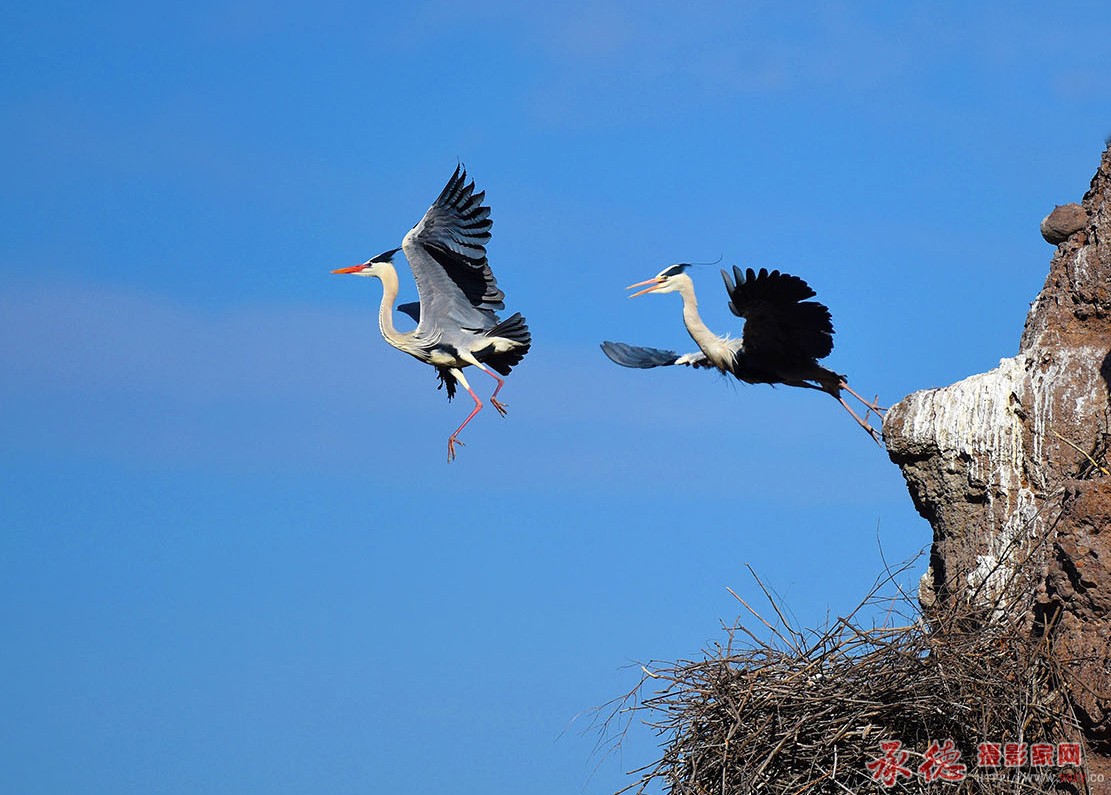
[596,560,1089,795]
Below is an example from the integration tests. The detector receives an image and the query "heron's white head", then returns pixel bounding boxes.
[331,247,400,278]
[627,263,693,297]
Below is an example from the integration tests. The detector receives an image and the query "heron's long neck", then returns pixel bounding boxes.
[676,280,721,353]
[375,264,408,350]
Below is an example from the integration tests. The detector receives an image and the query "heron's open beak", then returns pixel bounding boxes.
[627,278,664,298]
[331,265,365,274]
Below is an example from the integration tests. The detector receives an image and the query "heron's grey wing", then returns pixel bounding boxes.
[402,166,505,334]
[721,266,834,362]
[396,301,421,323]
[600,341,711,369]
[601,341,678,368]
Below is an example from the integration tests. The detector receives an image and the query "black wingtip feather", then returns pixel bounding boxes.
[720,265,835,362]
[725,266,818,307]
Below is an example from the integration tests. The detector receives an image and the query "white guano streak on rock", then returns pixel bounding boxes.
[968,486,1038,611]
[971,345,1106,606]
[1029,344,1106,469]
[1023,244,1092,352]
[905,354,1028,499]
[903,355,1030,607]
[903,344,1106,607]
[1069,245,1093,295]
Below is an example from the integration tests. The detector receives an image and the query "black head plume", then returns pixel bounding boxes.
[659,263,692,278]
[370,247,401,263]
[659,255,722,278]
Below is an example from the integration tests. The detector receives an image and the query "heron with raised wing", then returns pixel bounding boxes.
[332,167,530,461]
[601,264,883,443]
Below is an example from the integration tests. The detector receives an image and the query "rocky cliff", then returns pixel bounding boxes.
[884,143,1111,767]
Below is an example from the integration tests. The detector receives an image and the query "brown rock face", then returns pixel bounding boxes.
[885,145,1111,757]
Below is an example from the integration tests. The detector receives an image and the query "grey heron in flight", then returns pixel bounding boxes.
[332,166,530,461]
[601,264,883,443]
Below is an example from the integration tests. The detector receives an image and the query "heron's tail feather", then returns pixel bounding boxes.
[483,312,531,375]
[486,312,530,344]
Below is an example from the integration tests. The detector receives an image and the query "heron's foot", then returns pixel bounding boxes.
[491,397,509,417]
[841,383,888,415]
[852,414,884,446]
[863,399,887,424]
[447,436,465,462]
[862,396,889,433]
[838,396,885,447]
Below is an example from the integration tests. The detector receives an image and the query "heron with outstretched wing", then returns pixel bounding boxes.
[601,264,883,443]
[333,167,530,460]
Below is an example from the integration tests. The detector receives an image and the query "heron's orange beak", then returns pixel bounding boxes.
[331,265,365,274]
[627,278,664,298]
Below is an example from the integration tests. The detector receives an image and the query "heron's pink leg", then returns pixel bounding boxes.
[475,365,508,417]
[836,395,883,446]
[447,376,484,462]
[840,381,887,414]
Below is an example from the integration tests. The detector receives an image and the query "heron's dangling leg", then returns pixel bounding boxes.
[783,378,883,445]
[447,368,483,462]
[467,359,509,417]
[482,368,508,415]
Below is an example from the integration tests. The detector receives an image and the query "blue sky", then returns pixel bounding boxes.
[3,2,1110,793]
